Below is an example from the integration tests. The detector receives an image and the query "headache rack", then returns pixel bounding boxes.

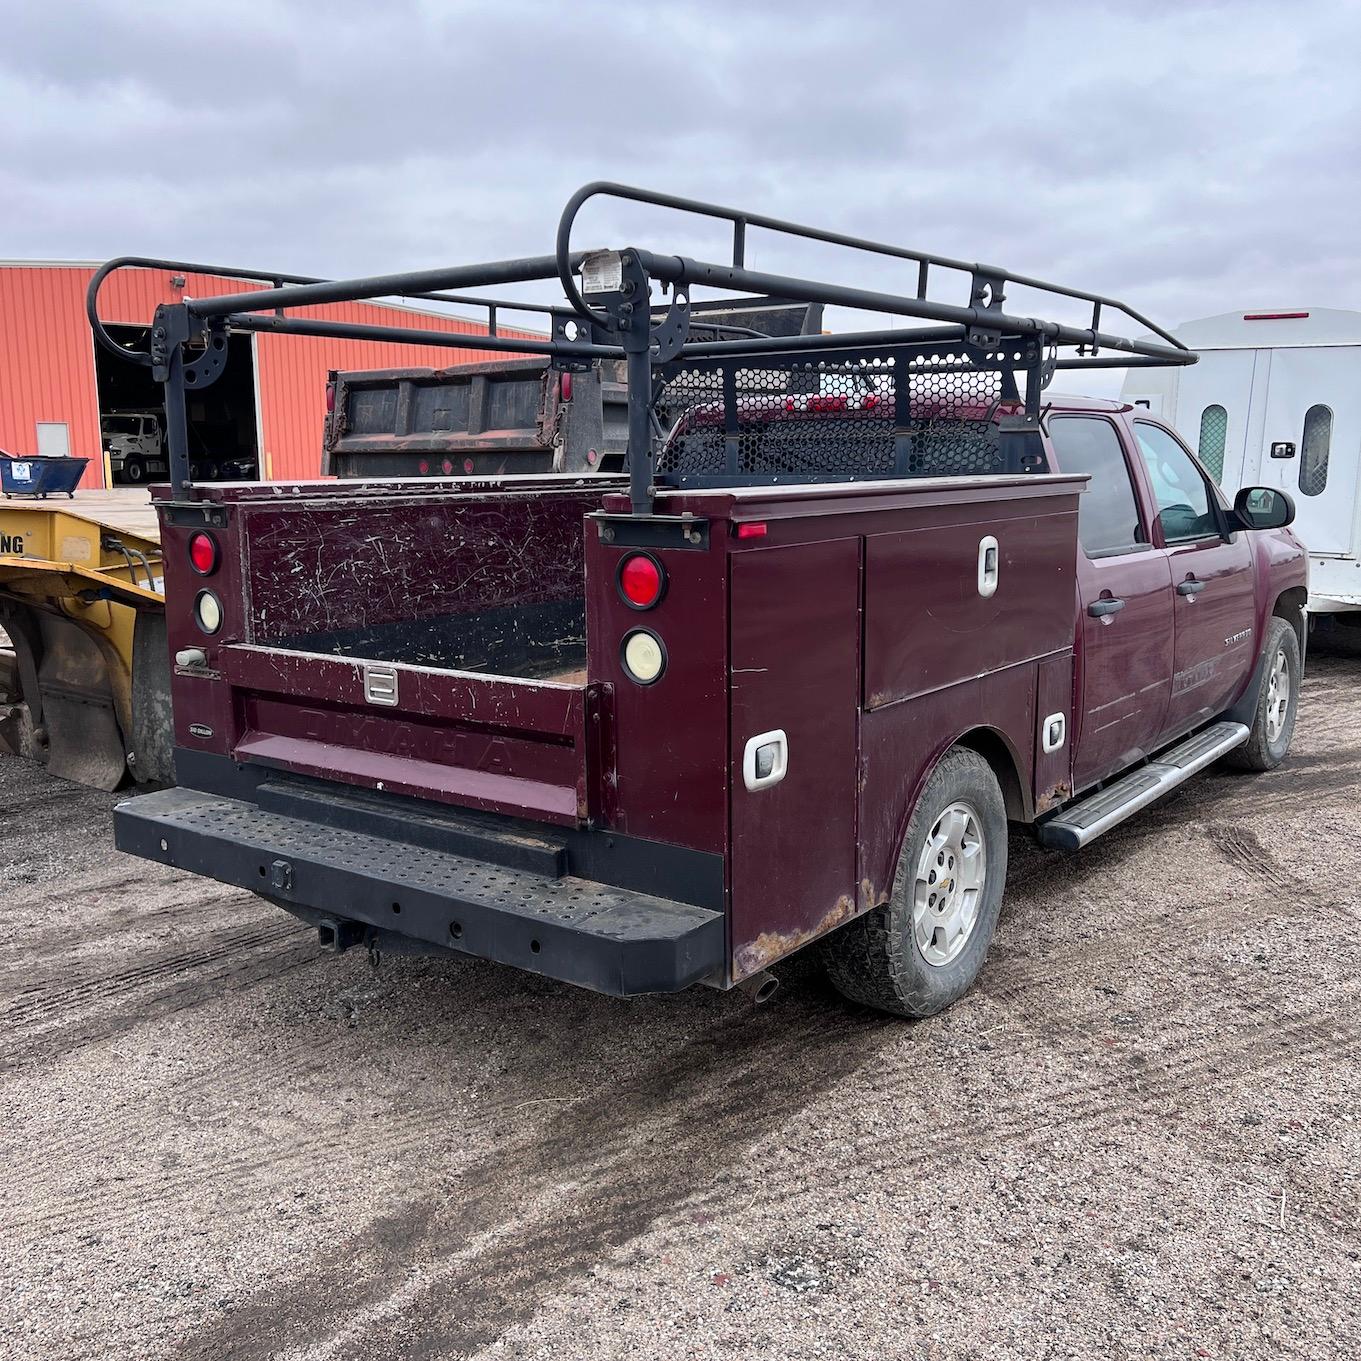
[88,181,1195,516]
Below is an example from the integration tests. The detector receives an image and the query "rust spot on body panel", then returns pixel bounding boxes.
[733,893,857,982]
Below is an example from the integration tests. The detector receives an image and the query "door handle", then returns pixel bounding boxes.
[1177,579,1205,597]
[1087,597,1126,617]
[977,535,999,599]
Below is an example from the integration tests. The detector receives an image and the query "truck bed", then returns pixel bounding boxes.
[144,467,1083,990]
[272,599,587,680]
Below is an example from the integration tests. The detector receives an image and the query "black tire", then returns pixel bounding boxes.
[1311,613,1361,658]
[124,458,146,484]
[1225,616,1300,772]
[820,748,1007,1018]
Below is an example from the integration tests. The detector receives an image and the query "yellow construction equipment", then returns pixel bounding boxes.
[0,490,171,789]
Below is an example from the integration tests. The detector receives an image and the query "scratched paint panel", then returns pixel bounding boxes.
[242,488,603,644]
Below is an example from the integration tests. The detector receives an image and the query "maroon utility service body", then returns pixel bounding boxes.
[105,184,1307,1012]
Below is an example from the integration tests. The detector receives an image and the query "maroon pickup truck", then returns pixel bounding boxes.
[103,184,1307,1018]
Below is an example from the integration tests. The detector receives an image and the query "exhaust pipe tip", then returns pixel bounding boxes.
[736,969,780,1005]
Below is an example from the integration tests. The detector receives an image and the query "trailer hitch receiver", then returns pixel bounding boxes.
[317,918,366,954]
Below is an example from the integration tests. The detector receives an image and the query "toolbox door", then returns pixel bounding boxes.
[728,536,861,983]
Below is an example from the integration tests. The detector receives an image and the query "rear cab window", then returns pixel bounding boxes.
[1047,416,1148,558]
[1132,421,1221,544]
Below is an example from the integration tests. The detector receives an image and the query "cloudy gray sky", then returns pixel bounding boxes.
[5,0,1359,390]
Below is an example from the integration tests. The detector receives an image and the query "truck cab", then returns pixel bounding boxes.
[1042,396,1305,798]
[104,183,1307,1021]
[102,412,166,484]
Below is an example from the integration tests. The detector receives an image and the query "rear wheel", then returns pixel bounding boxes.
[1226,616,1300,772]
[1312,613,1361,657]
[820,747,1007,1018]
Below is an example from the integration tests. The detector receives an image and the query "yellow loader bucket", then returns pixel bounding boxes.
[0,492,170,790]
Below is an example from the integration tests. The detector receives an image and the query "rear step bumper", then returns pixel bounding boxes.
[1037,720,1250,851]
[114,787,725,997]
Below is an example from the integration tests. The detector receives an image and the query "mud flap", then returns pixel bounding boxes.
[2,604,128,790]
[130,610,174,786]
[41,687,128,790]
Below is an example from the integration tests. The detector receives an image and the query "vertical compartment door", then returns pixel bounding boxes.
[1258,348,1359,556]
[728,537,861,982]
[1169,349,1264,491]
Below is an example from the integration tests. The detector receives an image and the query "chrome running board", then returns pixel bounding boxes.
[1037,720,1250,851]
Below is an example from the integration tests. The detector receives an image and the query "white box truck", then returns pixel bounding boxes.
[1122,308,1361,615]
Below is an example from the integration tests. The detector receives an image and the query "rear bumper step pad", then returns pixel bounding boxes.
[1037,720,1249,851]
[114,787,724,996]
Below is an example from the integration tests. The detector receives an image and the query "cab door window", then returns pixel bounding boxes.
[1047,416,1147,557]
[1133,421,1220,544]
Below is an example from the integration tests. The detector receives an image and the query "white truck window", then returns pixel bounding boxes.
[1197,404,1227,484]
[1299,404,1332,496]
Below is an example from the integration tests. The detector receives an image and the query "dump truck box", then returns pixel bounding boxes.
[320,302,820,481]
[322,359,628,480]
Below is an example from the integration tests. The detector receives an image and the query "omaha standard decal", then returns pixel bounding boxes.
[1172,657,1218,695]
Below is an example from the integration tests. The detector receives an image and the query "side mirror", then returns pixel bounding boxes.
[1233,486,1295,531]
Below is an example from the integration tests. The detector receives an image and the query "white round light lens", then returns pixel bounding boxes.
[622,630,665,684]
[194,590,223,635]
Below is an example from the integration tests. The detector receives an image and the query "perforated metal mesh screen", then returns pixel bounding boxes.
[654,352,1006,483]
[1299,404,1332,497]
[1197,404,1227,483]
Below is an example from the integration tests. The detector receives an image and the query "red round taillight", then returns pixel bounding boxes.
[188,531,219,576]
[617,552,665,610]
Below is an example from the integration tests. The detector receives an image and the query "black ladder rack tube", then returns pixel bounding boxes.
[228,314,617,361]
[164,348,192,497]
[85,256,568,369]
[92,181,1200,513]
[183,255,577,320]
[635,251,1193,365]
[555,181,1187,353]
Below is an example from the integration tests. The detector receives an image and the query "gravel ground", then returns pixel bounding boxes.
[2,651,1359,1361]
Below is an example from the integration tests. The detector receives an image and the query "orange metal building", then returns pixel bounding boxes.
[0,261,524,488]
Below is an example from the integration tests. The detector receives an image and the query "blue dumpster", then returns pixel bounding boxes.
[0,454,91,498]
